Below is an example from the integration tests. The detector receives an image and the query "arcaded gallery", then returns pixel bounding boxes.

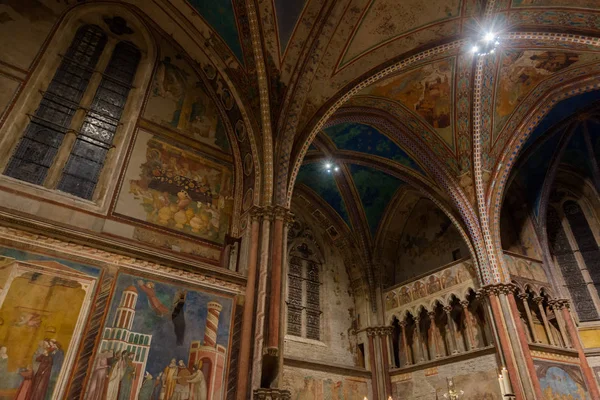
[0,0,600,399]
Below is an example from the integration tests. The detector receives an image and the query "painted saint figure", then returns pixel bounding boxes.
[162,359,178,400]
[105,351,127,400]
[118,352,136,400]
[187,366,207,400]
[151,372,163,400]
[85,350,114,400]
[29,340,54,400]
[138,372,154,400]
[14,368,34,400]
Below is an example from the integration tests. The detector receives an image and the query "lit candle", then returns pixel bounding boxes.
[498,374,505,396]
[502,368,514,394]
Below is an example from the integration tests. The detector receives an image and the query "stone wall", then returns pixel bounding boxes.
[282,366,371,400]
[391,353,502,399]
[284,208,363,367]
[0,226,243,400]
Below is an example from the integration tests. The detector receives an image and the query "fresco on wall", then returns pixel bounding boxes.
[186,0,243,62]
[349,164,403,236]
[396,198,468,282]
[511,0,600,8]
[0,0,70,70]
[273,0,307,54]
[144,43,231,154]
[0,252,98,400]
[340,0,461,67]
[0,75,19,120]
[283,373,369,400]
[503,253,548,282]
[85,272,233,400]
[391,361,501,399]
[296,163,351,227]
[535,360,590,399]
[323,123,426,176]
[362,59,455,149]
[115,131,234,245]
[494,50,600,138]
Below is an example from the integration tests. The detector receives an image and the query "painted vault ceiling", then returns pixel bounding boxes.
[508,91,600,219]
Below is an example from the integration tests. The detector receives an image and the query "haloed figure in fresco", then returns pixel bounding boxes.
[84,274,231,400]
[0,339,65,400]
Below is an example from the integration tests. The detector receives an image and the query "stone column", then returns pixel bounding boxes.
[518,293,539,343]
[559,300,600,399]
[250,210,273,390]
[428,311,441,358]
[262,206,293,388]
[444,306,459,354]
[413,317,424,363]
[237,209,263,400]
[533,296,555,346]
[505,287,544,399]
[549,300,571,348]
[460,300,475,351]
[379,327,394,398]
[367,329,379,400]
[399,320,410,366]
[483,286,526,400]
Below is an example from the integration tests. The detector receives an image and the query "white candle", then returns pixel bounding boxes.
[498,374,505,396]
[502,368,514,394]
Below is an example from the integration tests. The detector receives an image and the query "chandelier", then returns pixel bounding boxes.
[471,32,500,57]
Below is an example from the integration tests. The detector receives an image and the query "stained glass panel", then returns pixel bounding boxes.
[58,41,140,199]
[5,25,107,184]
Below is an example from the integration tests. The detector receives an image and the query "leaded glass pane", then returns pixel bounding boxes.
[564,201,600,302]
[287,305,302,337]
[58,41,140,199]
[307,262,319,282]
[547,206,598,321]
[306,309,321,340]
[5,25,106,184]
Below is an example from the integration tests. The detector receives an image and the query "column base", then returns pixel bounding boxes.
[253,388,291,400]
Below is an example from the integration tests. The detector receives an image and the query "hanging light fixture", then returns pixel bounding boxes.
[470,32,500,57]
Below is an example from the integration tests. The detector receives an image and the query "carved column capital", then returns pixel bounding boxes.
[249,206,265,221]
[366,326,394,336]
[517,293,529,301]
[253,389,292,400]
[366,327,378,337]
[428,311,437,319]
[551,299,570,309]
[481,283,516,296]
[443,305,453,314]
[399,320,408,328]
[532,296,544,305]
[460,300,470,309]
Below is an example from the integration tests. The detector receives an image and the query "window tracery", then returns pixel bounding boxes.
[547,203,599,321]
[286,221,323,341]
[4,22,142,200]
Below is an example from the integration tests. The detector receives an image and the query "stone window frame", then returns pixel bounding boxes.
[548,193,600,323]
[285,252,323,341]
[284,229,325,343]
[0,4,156,213]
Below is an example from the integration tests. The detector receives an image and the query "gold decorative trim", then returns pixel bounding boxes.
[0,225,244,293]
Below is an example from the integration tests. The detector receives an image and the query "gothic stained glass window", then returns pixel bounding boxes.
[5,25,107,184]
[563,201,600,302]
[547,206,599,321]
[287,257,303,336]
[57,41,140,199]
[286,253,322,340]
